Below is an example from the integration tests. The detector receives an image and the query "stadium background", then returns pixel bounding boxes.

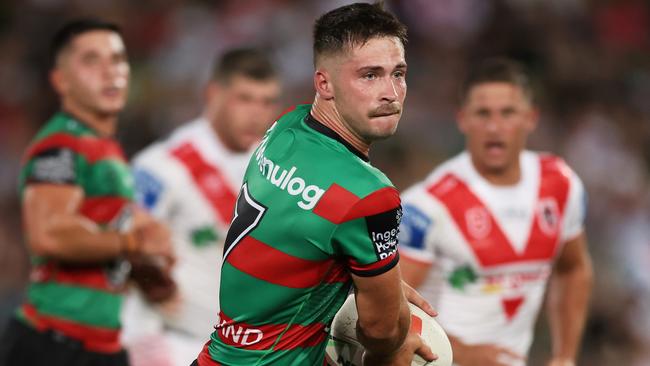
[0,1,648,365]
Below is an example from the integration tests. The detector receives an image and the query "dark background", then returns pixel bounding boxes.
[0,1,649,365]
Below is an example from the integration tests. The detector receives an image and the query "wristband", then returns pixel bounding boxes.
[121,231,140,253]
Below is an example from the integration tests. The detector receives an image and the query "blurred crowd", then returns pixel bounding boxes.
[0,1,648,365]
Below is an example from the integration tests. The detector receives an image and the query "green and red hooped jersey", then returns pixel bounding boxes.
[198,105,402,365]
[16,112,134,353]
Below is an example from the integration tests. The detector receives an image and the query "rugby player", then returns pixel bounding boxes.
[192,2,436,366]
[0,18,173,366]
[122,48,280,366]
[399,58,593,366]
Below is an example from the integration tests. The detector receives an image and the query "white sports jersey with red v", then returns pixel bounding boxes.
[399,151,585,362]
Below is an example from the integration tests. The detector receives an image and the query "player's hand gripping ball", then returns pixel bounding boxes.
[326,295,453,366]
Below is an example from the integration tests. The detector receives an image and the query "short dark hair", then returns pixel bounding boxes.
[313,2,407,65]
[211,48,277,83]
[460,58,533,103]
[50,18,122,68]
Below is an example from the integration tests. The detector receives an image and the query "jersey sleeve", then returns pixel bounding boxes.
[331,187,401,277]
[398,185,439,265]
[131,147,176,219]
[24,147,80,185]
[561,169,587,242]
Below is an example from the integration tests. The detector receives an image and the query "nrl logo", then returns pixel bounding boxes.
[537,198,559,236]
[465,206,491,241]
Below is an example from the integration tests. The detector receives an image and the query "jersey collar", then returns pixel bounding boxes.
[304,114,370,162]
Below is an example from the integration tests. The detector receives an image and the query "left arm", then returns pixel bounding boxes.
[546,232,593,366]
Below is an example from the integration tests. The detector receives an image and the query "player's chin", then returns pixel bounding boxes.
[97,99,127,115]
[482,158,510,174]
[367,115,400,140]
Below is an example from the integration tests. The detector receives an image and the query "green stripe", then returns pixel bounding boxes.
[251,207,335,261]
[27,282,121,329]
[220,262,349,326]
[208,337,328,366]
[81,158,134,199]
[220,262,308,324]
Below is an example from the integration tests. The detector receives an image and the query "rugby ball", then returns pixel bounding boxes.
[325,295,453,366]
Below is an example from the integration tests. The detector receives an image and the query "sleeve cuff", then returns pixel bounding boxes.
[347,252,400,277]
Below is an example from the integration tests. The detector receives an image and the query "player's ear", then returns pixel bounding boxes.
[525,107,540,133]
[49,68,67,95]
[314,69,334,100]
[456,108,469,134]
[204,81,224,116]
[205,81,222,102]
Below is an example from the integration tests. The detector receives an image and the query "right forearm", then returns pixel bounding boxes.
[37,215,127,262]
[358,300,410,362]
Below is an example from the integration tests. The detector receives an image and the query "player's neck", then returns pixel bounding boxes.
[471,155,522,186]
[311,96,370,157]
[62,100,117,137]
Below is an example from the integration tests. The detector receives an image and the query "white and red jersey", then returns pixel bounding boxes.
[129,117,251,338]
[399,151,586,362]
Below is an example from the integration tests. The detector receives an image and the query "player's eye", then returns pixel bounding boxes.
[476,109,490,118]
[363,73,377,80]
[502,108,516,118]
[81,53,100,65]
[112,53,128,65]
[392,70,405,79]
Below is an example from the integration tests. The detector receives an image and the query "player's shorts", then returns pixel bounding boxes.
[0,317,129,366]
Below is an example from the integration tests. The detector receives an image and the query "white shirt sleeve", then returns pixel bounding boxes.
[398,185,440,264]
[560,169,587,242]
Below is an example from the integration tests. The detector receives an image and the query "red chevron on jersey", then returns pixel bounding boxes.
[427,156,570,267]
[171,143,237,225]
[314,184,400,224]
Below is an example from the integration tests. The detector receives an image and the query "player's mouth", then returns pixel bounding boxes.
[485,141,506,156]
[102,86,124,98]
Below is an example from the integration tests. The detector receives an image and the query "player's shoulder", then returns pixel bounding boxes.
[526,150,581,184]
[165,118,207,145]
[132,118,207,167]
[403,152,468,197]
[23,112,123,164]
[33,112,96,141]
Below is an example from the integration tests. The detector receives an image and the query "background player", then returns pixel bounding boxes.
[193,2,436,366]
[399,58,593,366]
[121,48,281,366]
[0,18,174,366]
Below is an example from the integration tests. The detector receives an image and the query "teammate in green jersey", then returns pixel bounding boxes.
[193,3,437,366]
[0,19,174,366]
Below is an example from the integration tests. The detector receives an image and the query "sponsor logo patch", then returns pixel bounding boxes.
[31,148,76,183]
[366,207,402,260]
